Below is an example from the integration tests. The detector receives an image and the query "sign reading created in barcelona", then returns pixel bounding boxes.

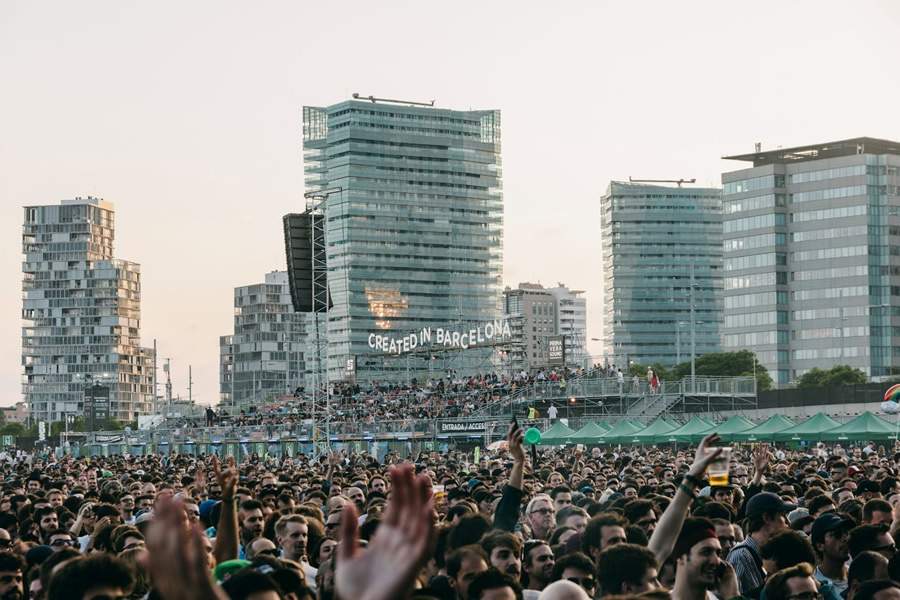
[367,320,512,356]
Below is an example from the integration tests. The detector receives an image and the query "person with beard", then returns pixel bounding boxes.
[0,552,24,600]
[670,517,738,600]
[238,499,265,558]
[811,513,854,595]
[275,514,317,591]
[33,507,58,545]
[522,540,554,593]
[480,531,522,582]
[345,487,366,513]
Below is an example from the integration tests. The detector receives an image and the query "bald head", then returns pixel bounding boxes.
[540,580,592,600]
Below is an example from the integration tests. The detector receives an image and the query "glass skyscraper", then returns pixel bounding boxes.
[721,137,900,384]
[302,98,503,381]
[601,181,723,368]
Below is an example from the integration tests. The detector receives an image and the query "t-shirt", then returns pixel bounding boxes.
[814,567,848,594]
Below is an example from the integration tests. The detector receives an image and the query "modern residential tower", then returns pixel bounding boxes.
[219,271,307,409]
[302,97,503,382]
[22,198,154,424]
[601,181,723,368]
[721,137,900,384]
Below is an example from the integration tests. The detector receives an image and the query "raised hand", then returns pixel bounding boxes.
[336,463,434,600]
[715,558,739,599]
[144,497,226,600]
[507,422,525,464]
[194,462,207,493]
[753,443,769,474]
[751,442,770,484]
[688,433,723,478]
[212,455,237,502]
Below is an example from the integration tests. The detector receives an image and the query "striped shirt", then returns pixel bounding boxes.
[727,535,765,594]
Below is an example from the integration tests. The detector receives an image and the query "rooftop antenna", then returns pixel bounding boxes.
[352,93,435,107]
[627,177,697,188]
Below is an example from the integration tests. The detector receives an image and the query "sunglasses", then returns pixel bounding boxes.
[258,548,280,557]
[0,575,22,584]
[0,540,11,548]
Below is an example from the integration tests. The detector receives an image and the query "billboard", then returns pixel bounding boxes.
[84,384,110,431]
[547,336,566,366]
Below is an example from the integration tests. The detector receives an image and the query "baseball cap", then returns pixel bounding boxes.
[858,480,880,494]
[787,507,810,526]
[811,513,854,545]
[746,492,797,518]
[472,490,494,504]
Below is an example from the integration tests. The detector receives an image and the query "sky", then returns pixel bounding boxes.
[1,1,899,408]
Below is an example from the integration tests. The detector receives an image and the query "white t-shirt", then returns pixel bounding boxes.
[548,406,558,419]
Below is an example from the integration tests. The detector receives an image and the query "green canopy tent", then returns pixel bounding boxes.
[706,415,757,443]
[630,417,680,444]
[567,422,610,445]
[595,420,613,431]
[732,414,795,442]
[773,413,843,442]
[538,421,576,445]
[820,412,899,442]
[662,416,717,443]
[599,419,647,444]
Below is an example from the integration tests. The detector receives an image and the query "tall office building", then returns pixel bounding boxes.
[302,97,503,381]
[220,271,307,409]
[22,198,154,424]
[721,137,900,385]
[503,284,558,371]
[601,181,723,367]
[546,283,589,368]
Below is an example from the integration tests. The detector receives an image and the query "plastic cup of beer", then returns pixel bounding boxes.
[707,447,733,486]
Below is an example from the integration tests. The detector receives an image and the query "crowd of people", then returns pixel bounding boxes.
[4,422,900,600]
[191,367,590,431]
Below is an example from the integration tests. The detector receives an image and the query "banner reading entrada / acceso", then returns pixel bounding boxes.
[367,320,512,355]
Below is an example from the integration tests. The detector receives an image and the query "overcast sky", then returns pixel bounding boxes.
[2,1,899,408]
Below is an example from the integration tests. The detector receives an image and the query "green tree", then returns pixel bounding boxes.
[0,423,25,436]
[671,350,773,391]
[797,365,867,388]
